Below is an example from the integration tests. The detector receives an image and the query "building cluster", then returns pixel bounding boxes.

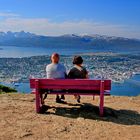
[0,53,140,83]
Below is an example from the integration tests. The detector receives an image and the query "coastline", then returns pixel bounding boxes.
[1,74,140,96]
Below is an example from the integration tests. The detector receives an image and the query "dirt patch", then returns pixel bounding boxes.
[0,94,140,140]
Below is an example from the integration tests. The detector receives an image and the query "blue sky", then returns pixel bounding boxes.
[0,0,140,39]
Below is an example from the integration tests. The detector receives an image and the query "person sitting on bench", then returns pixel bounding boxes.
[68,56,88,103]
[46,53,67,103]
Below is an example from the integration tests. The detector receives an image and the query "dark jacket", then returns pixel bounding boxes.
[68,65,88,79]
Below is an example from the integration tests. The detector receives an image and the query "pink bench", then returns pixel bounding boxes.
[30,79,111,116]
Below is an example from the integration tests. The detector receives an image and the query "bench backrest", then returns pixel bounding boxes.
[30,79,111,91]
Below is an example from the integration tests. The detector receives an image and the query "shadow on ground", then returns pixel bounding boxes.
[40,103,140,126]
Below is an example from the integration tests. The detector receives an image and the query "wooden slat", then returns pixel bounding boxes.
[30,79,111,90]
[45,92,110,95]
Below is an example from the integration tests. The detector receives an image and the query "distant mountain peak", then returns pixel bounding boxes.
[0,31,37,38]
[0,31,140,50]
[59,33,135,41]
[0,31,139,41]
[60,34,80,38]
[0,31,5,36]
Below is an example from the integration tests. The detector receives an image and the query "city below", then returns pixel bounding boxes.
[0,52,140,83]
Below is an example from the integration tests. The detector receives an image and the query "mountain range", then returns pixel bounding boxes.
[0,31,140,52]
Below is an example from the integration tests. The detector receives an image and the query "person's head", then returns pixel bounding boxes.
[51,53,60,64]
[73,56,83,66]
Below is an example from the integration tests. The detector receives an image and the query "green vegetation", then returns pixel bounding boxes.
[0,84,17,94]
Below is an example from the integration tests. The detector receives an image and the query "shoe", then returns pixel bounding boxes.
[56,95,67,104]
[61,95,65,100]
[56,98,67,104]
[56,95,60,101]
[77,96,81,103]
[56,95,63,103]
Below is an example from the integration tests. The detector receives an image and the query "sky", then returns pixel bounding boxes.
[0,0,140,39]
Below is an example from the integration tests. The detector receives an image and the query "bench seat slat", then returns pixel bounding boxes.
[39,85,100,90]
[45,92,110,95]
[30,79,111,90]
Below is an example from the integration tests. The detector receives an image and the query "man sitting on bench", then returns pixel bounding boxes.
[46,53,67,103]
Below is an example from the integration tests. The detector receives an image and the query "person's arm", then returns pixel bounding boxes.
[67,69,73,79]
[83,67,89,79]
[86,71,89,79]
[63,65,68,79]
[46,65,48,78]
[65,73,68,79]
[46,65,50,78]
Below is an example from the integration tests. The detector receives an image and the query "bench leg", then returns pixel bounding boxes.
[100,93,104,117]
[35,80,41,113]
[99,81,104,117]
[36,91,41,113]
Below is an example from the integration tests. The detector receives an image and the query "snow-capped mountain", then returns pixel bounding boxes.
[0,31,36,39]
[0,31,140,52]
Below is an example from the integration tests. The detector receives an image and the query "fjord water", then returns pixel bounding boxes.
[0,46,95,57]
[111,74,140,96]
[1,45,140,58]
[2,74,140,96]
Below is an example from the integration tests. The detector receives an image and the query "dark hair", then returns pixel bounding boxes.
[73,56,83,65]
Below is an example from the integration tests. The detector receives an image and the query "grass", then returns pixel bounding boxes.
[0,84,17,94]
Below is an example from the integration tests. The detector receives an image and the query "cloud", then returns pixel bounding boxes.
[0,12,20,18]
[0,16,140,39]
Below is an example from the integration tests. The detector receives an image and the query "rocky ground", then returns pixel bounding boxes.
[0,93,140,140]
